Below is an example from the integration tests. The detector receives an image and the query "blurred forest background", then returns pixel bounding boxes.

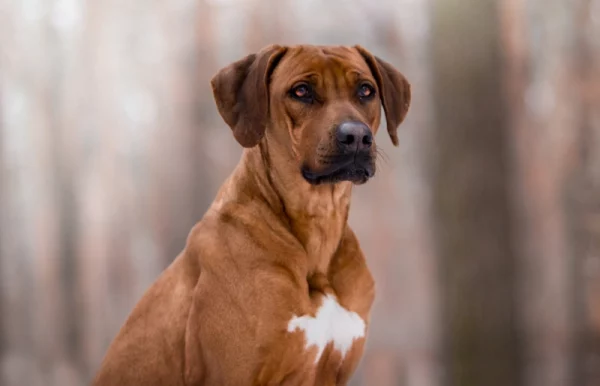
[1,0,599,385]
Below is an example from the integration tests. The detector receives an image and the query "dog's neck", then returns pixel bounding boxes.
[227,142,352,275]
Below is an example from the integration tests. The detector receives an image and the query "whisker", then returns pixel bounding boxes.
[375,148,390,168]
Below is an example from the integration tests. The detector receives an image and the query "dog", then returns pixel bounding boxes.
[92,44,411,386]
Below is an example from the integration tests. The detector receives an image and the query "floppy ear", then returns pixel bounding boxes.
[355,45,411,147]
[210,45,288,148]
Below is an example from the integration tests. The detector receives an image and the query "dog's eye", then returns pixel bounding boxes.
[290,83,313,102]
[358,83,375,100]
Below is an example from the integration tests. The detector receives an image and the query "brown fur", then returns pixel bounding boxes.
[92,44,411,386]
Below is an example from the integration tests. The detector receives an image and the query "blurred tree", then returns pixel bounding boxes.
[500,0,600,385]
[430,0,522,385]
[565,1,600,385]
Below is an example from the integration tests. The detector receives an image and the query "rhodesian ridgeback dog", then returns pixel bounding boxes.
[92,44,411,386]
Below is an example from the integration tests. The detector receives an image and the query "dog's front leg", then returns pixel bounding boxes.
[327,226,376,386]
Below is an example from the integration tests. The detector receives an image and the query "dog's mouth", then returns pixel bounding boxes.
[301,155,375,185]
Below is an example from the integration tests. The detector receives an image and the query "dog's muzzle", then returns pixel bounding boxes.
[302,121,375,185]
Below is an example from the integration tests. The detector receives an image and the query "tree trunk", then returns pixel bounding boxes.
[430,1,522,385]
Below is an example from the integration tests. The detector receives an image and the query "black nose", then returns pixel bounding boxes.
[335,121,373,151]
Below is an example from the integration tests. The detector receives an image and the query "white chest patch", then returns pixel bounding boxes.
[287,295,366,363]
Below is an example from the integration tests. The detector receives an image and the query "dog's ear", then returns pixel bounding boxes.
[355,45,411,147]
[210,45,288,148]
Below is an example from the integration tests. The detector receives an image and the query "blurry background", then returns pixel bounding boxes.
[0,0,599,385]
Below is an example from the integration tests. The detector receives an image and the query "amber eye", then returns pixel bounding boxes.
[358,83,375,100]
[290,83,313,103]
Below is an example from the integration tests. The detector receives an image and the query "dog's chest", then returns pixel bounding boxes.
[257,292,367,385]
[252,290,368,385]
[287,294,365,364]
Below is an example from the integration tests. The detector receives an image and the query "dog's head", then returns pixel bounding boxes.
[211,44,411,185]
